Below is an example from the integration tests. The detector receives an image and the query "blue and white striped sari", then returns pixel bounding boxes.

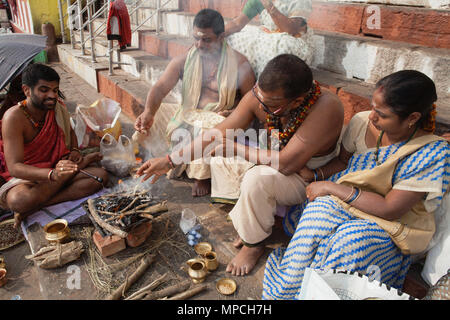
[263,139,450,300]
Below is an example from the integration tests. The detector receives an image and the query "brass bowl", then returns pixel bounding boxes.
[0,268,7,288]
[194,242,213,256]
[216,278,237,295]
[43,219,70,243]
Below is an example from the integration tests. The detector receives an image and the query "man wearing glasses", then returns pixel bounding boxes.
[134,9,255,197]
[137,54,344,276]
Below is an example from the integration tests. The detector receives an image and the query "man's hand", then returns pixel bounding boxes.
[136,157,171,183]
[52,159,79,182]
[134,110,155,135]
[67,150,83,164]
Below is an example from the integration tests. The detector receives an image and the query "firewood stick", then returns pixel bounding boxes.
[106,255,155,300]
[142,280,191,300]
[105,201,168,222]
[165,284,208,300]
[88,199,128,238]
[118,197,140,214]
[125,272,168,300]
[139,213,154,220]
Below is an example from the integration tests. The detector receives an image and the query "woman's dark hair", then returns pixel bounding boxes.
[375,70,437,130]
[258,54,313,99]
[21,63,60,89]
[193,9,225,36]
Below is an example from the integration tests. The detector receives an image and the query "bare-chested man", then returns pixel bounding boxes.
[134,9,255,197]
[136,54,344,276]
[0,64,108,228]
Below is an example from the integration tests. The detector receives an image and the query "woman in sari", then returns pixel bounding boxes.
[262,70,450,300]
[224,0,313,77]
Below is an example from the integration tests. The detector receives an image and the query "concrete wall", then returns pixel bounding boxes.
[28,0,66,36]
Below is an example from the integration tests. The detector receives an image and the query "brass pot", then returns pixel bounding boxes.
[43,219,70,243]
[203,251,219,271]
[186,258,208,284]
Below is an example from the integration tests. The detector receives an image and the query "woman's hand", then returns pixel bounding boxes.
[305,181,335,202]
[136,157,170,183]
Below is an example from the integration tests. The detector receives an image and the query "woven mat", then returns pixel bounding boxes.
[0,219,25,251]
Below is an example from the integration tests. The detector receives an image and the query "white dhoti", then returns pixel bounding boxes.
[211,147,339,245]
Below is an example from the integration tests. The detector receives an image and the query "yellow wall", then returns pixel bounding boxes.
[28,0,71,38]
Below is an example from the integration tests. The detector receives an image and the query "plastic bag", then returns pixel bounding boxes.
[299,268,415,300]
[72,98,122,148]
[100,134,136,177]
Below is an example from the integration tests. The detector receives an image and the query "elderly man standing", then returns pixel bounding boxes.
[134,9,255,197]
[0,64,108,228]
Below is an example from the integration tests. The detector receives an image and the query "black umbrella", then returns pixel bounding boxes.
[0,33,48,91]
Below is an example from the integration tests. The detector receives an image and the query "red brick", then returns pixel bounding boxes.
[126,221,153,247]
[319,82,371,125]
[361,6,450,49]
[309,2,363,36]
[211,0,246,19]
[337,89,371,124]
[93,231,126,257]
[168,41,191,59]
[310,1,450,49]
[179,0,210,15]
[139,32,168,58]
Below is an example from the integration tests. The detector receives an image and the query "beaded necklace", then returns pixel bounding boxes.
[374,126,419,166]
[266,80,321,148]
[19,100,45,130]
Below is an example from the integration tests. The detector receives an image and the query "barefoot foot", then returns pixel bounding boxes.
[233,237,243,248]
[192,179,211,197]
[226,245,265,276]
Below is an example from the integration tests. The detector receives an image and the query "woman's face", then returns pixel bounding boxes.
[368,88,410,134]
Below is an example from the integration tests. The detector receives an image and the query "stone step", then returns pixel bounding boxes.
[71,30,183,103]
[115,8,449,98]
[175,0,450,49]
[309,1,450,49]
[311,30,450,97]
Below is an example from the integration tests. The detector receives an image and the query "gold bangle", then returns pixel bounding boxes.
[342,186,355,203]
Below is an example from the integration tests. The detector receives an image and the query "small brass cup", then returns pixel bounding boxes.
[186,258,208,284]
[203,251,219,271]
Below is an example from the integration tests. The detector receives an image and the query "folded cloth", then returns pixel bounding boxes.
[20,190,106,241]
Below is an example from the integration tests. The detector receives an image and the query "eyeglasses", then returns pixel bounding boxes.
[251,85,295,117]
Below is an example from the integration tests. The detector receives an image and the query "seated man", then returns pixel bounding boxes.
[0,63,108,228]
[134,8,255,197]
[136,54,344,276]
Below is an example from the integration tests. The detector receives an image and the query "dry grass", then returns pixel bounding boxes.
[77,213,193,299]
